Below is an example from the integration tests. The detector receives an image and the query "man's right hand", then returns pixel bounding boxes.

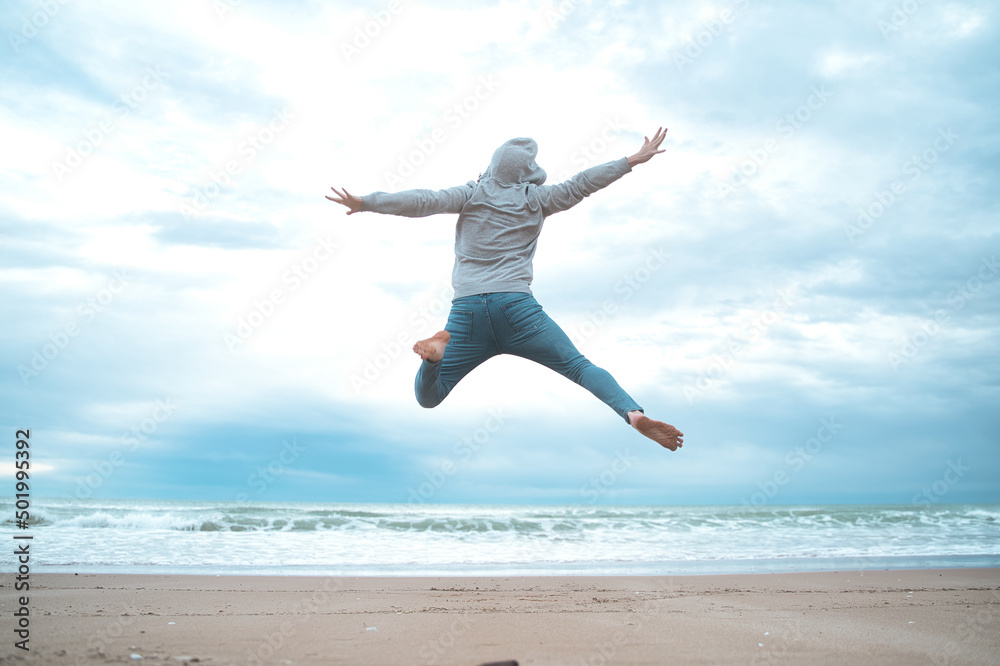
[326,187,363,215]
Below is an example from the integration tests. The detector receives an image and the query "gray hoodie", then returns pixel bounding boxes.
[360,137,632,299]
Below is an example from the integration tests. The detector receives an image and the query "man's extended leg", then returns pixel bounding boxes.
[491,292,683,450]
[626,410,684,451]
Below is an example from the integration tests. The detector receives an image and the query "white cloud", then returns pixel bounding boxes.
[817,50,884,78]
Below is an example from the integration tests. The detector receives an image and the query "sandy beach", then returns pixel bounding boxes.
[4,569,998,665]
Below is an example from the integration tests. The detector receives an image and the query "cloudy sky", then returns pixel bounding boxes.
[3,0,997,507]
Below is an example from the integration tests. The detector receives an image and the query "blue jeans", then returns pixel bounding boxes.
[415,292,642,423]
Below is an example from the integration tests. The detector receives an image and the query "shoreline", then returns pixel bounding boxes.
[6,568,999,665]
[30,552,1000,578]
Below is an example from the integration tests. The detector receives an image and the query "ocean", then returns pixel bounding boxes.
[3,498,998,576]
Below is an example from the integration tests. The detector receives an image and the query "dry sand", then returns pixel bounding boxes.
[3,569,998,665]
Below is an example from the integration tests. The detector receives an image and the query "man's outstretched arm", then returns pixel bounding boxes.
[325,183,475,218]
[535,126,668,217]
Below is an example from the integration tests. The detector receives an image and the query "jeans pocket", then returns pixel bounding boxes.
[445,310,473,344]
[501,295,545,333]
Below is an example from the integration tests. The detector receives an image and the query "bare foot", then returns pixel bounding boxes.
[628,411,684,451]
[413,330,450,362]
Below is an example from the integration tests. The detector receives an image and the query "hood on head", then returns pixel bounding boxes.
[483,137,547,186]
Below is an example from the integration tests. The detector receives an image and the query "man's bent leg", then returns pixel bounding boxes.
[414,296,498,408]
[415,356,448,408]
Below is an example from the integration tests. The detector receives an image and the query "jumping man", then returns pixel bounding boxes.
[327,127,683,451]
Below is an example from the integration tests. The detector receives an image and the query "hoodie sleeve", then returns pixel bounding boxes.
[533,158,632,217]
[360,182,476,217]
